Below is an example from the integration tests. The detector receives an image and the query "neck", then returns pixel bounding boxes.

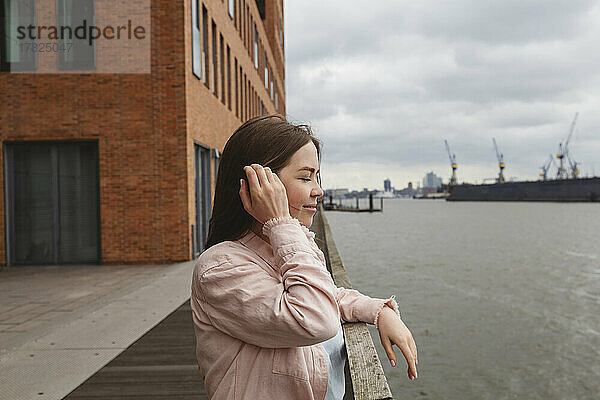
[250,222,270,245]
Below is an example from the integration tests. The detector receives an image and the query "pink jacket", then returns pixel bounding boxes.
[190,216,400,400]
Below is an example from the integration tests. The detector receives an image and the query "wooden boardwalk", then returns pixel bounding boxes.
[63,300,207,399]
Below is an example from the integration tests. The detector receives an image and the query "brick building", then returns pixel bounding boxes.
[0,0,286,266]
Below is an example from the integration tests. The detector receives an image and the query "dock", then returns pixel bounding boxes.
[323,193,384,212]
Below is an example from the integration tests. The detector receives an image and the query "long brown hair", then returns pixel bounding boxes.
[205,115,321,249]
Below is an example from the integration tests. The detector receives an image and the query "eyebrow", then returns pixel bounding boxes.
[298,167,320,173]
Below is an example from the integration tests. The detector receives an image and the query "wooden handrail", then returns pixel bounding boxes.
[312,205,394,400]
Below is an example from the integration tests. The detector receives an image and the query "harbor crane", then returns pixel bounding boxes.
[444,139,458,186]
[556,112,578,179]
[539,154,554,181]
[492,137,505,183]
[568,155,581,179]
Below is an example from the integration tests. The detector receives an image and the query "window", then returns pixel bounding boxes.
[228,0,234,18]
[243,72,247,120]
[270,67,273,100]
[274,84,278,111]
[256,0,265,19]
[247,7,251,56]
[58,0,95,71]
[237,0,242,33]
[192,0,201,79]
[4,141,100,265]
[253,23,258,69]
[235,0,242,32]
[264,52,268,89]
[234,58,239,117]
[202,5,209,86]
[244,4,249,52]
[260,100,264,116]
[193,144,211,256]
[211,20,217,95]
[227,46,232,110]
[213,149,221,186]
[220,34,225,104]
[246,78,250,118]
[1,0,36,71]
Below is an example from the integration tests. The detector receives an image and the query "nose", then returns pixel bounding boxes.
[312,182,324,199]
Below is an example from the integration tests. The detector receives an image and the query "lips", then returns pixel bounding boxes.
[303,204,317,212]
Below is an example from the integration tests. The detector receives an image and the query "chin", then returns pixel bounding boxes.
[299,216,313,228]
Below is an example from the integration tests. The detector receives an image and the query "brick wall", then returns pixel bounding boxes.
[0,0,285,266]
[184,0,285,255]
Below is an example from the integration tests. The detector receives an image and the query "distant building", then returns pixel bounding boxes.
[325,188,350,198]
[395,181,415,197]
[384,178,392,192]
[423,171,443,189]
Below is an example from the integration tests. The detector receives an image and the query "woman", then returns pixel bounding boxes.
[190,115,418,400]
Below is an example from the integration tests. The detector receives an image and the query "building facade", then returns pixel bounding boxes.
[0,0,285,266]
[383,178,391,192]
[423,171,442,189]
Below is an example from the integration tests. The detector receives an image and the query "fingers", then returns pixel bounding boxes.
[263,166,276,184]
[239,178,251,211]
[272,170,287,193]
[381,336,397,368]
[244,165,261,193]
[410,337,418,366]
[396,339,418,380]
[250,164,269,187]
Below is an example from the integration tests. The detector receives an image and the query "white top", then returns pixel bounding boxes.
[321,323,347,400]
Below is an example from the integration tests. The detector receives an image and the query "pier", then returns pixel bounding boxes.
[324,193,384,213]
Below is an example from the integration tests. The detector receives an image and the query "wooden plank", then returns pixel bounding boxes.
[63,301,208,400]
[315,206,394,400]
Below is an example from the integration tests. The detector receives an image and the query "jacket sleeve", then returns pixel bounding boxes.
[334,286,401,329]
[196,217,340,348]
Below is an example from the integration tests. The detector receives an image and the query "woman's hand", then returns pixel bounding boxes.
[239,164,291,224]
[377,306,418,380]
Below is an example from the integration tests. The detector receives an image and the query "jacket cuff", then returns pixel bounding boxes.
[262,215,300,236]
[374,295,401,330]
[262,216,315,265]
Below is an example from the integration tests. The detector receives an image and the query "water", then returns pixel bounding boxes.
[324,199,600,400]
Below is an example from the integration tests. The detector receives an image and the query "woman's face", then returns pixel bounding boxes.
[277,141,324,228]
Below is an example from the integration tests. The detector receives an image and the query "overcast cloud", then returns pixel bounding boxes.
[284,0,600,191]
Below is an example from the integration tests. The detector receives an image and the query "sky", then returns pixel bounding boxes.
[284,0,600,191]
